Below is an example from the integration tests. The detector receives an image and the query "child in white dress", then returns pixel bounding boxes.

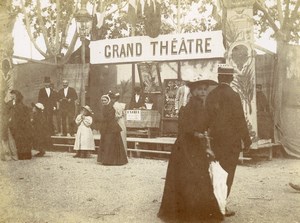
[73,105,95,158]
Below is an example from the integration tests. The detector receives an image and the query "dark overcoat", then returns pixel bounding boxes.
[58,87,78,113]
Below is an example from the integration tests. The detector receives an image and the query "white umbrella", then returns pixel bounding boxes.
[208,161,228,215]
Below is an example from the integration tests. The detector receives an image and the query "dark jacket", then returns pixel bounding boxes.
[128,94,145,109]
[38,88,57,112]
[99,104,121,134]
[206,83,251,154]
[7,99,32,149]
[176,97,209,168]
[58,87,78,112]
[31,110,50,148]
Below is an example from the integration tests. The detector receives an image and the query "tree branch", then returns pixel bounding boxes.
[285,0,300,41]
[277,0,284,26]
[59,4,76,53]
[60,31,78,64]
[20,0,47,58]
[36,0,54,57]
[254,1,283,38]
[282,0,290,30]
[55,0,60,56]
[289,0,300,24]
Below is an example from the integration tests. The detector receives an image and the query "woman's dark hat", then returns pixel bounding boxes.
[10,90,23,100]
[217,64,234,75]
[108,90,116,99]
[82,105,94,115]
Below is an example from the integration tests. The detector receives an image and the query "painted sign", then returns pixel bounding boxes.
[126,110,141,121]
[90,31,225,64]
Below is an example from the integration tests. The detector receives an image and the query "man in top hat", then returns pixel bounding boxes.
[58,79,78,136]
[38,77,58,135]
[206,64,251,217]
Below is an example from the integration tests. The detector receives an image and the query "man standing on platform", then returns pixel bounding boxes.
[175,80,190,114]
[58,80,78,136]
[129,86,145,110]
[38,77,57,135]
[206,64,252,217]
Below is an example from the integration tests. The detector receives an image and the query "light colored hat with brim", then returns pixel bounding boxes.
[182,68,217,86]
[82,105,94,115]
[34,102,44,110]
[217,64,234,75]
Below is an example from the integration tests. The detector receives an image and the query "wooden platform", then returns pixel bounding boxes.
[51,135,280,161]
[51,135,175,156]
[127,137,176,157]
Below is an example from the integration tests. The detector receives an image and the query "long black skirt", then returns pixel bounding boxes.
[13,133,32,160]
[158,144,223,222]
[97,132,128,165]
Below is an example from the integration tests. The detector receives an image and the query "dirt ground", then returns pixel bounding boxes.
[0,151,299,223]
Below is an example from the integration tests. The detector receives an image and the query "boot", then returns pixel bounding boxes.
[81,151,89,158]
[73,151,81,158]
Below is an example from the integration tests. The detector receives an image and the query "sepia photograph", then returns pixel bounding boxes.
[0,0,300,222]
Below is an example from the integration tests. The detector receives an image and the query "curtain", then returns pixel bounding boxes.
[272,43,300,158]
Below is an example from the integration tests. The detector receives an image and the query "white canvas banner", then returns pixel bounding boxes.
[90,31,225,64]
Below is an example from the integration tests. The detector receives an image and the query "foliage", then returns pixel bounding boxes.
[232,64,255,115]
[94,0,221,39]
[10,0,300,62]
[253,0,300,44]
[9,0,80,62]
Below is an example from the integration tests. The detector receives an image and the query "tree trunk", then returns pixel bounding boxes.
[0,4,17,141]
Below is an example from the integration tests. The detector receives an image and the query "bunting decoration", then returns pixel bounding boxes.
[144,0,161,38]
[128,0,138,25]
[91,1,106,40]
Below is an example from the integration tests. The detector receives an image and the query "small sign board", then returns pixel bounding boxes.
[126,110,142,121]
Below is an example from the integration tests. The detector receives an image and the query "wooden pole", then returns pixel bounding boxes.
[131,5,136,92]
[177,0,181,79]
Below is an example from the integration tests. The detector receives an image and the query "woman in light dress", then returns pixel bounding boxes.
[0,93,17,161]
[112,93,127,151]
[73,105,95,158]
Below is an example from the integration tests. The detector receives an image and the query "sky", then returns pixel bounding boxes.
[12,6,277,64]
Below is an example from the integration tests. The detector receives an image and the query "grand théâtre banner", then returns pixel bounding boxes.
[90,31,225,64]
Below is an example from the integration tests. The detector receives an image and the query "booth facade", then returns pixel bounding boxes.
[90,30,265,145]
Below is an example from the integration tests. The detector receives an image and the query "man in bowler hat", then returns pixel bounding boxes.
[206,64,252,217]
[58,80,78,136]
[38,77,58,135]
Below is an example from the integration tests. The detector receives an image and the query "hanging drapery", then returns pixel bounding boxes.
[272,44,300,158]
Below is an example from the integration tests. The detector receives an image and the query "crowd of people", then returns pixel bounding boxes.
[0,77,128,165]
[0,64,263,222]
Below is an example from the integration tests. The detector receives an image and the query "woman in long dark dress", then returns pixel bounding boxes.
[158,77,223,222]
[97,94,128,165]
[31,102,51,157]
[8,90,32,160]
